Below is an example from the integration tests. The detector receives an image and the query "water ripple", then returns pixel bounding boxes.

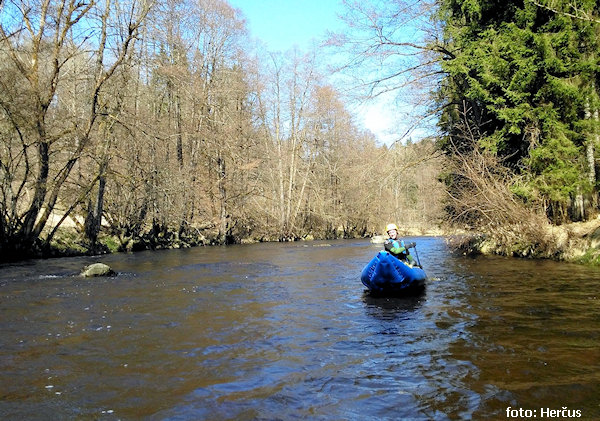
[1,239,600,419]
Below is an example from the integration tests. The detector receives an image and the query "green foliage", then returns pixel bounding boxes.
[576,249,600,266]
[526,131,586,201]
[100,235,121,254]
[49,230,88,255]
[437,0,600,222]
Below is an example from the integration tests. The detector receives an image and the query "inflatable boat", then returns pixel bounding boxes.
[361,250,427,296]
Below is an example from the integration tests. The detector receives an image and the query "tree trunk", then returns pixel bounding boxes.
[217,153,228,243]
[572,192,585,222]
[85,160,108,250]
[176,92,184,168]
[21,140,49,243]
[586,140,597,215]
[585,88,599,214]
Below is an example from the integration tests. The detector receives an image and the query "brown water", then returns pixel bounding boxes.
[1,237,599,420]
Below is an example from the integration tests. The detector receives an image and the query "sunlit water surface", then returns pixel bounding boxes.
[1,238,599,420]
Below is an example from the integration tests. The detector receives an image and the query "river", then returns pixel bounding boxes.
[1,237,599,420]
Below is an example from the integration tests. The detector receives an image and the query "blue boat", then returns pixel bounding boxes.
[361,250,427,295]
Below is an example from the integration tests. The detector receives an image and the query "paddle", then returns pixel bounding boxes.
[404,241,422,268]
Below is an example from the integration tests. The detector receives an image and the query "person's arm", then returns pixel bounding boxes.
[387,240,406,255]
[384,239,393,252]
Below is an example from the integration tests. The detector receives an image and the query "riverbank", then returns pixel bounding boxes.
[7,218,600,266]
[449,215,600,265]
[12,224,372,262]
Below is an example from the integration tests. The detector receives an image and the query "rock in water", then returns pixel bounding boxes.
[370,235,386,244]
[81,263,115,277]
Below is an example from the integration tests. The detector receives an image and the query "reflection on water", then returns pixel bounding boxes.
[362,294,425,321]
[1,238,600,420]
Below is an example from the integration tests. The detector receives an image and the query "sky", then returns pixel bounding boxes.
[228,0,344,52]
[227,0,428,145]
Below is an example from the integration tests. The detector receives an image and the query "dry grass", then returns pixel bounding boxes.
[444,142,600,263]
[444,142,562,258]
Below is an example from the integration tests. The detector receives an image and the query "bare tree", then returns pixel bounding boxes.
[529,0,600,24]
[0,0,153,258]
[251,48,322,239]
[442,105,560,256]
[328,0,447,144]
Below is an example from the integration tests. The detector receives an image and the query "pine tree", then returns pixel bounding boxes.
[437,0,600,223]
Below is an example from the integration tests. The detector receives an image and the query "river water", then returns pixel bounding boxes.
[1,237,599,420]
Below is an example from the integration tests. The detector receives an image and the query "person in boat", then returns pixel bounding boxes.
[383,223,416,265]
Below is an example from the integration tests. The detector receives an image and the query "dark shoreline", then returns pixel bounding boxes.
[4,221,600,266]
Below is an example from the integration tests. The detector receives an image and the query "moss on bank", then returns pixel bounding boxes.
[46,227,215,259]
[30,225,368,261]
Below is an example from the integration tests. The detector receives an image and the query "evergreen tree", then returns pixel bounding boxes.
[437,0,600,223]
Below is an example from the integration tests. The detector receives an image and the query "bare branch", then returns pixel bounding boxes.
[528,0,600,24]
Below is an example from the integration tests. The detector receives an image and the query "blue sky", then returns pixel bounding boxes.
[227,0,431,144]
[228,0,344,51]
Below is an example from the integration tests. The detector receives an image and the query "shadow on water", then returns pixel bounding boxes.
[362,292,425,321]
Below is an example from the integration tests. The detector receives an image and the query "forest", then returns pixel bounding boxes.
[1,0,599,263]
